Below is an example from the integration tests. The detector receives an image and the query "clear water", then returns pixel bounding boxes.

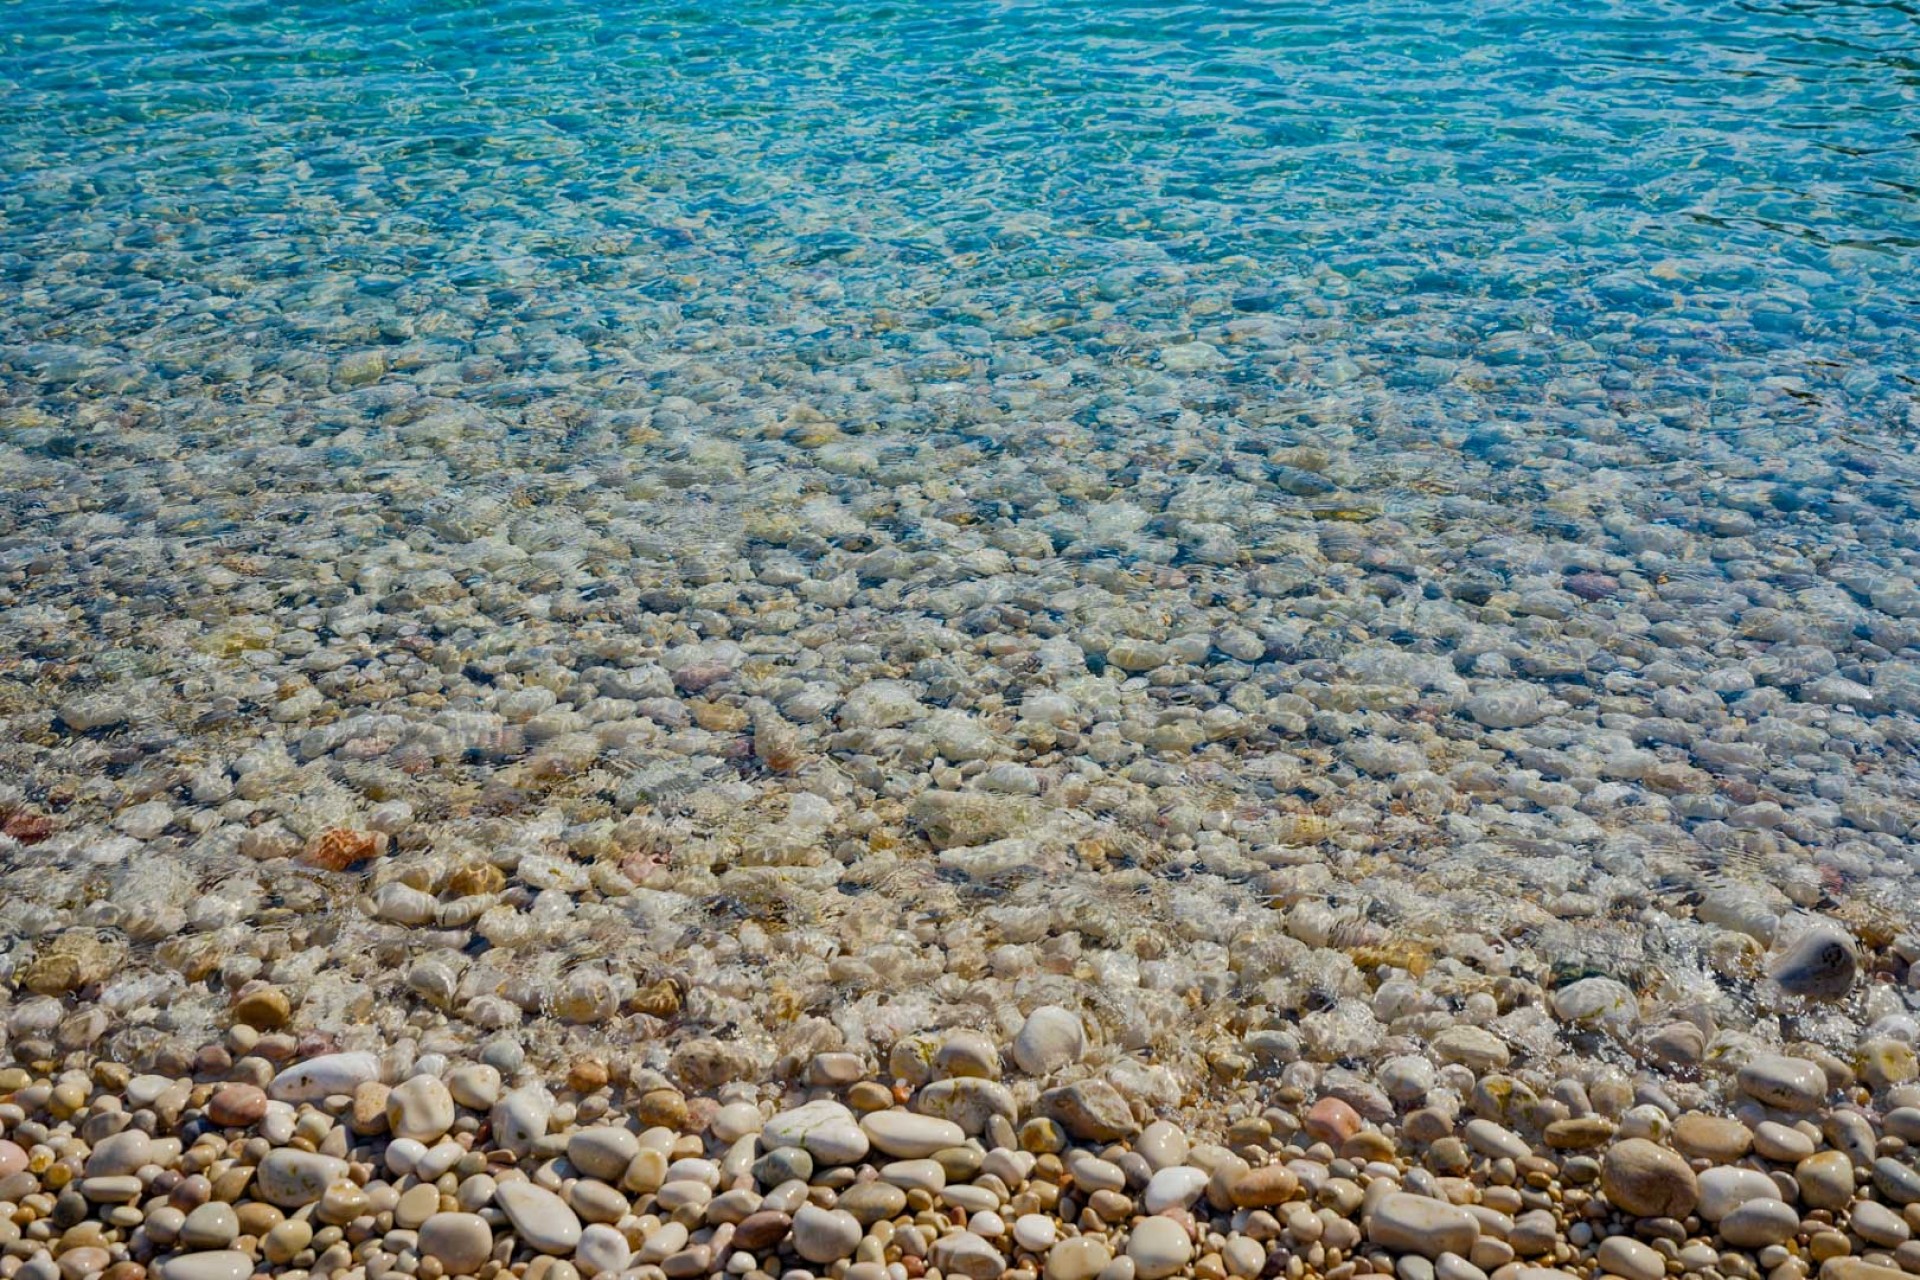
[3,0,1920,1057]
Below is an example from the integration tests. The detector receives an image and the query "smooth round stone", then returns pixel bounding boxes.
[86,1130,152,1177]
[1852,1201,1912,1247]
[155,1252,253,1280]
[494,1180,583,1255]
[1228,1166,1299,1208]
[1673,1114,1753,1163]
[1596,1237,1665,1280]
[1719,1198,1800,1248]
[1128,1216,1194,1280]
[791,1205,862,1264]
[1046,1238,1113,1280]
[419,1212,494,1274]
[206,1085,268,1128]
[970,1210,1007,1239]
[1797,1151,1856,1211]
[1136,1121,1190,1172]
[1304,1098,1362,1146]
[1015,1214,1059,1251]
[1223,1237,1266,1280]
[862,1110,966,1158]
[1754,1122,1816,1163]
[387,1074,456,1143]
[0,1140,28,1178]
[446,1063,501,1110]
[1738,1055,1828,1112]
[712,1102,764,1143]
[1602,1139,1699,1218]
[1699,1166,1780,1221]
[1463,1120,1528,1162]
[765,1101,870,1166]
[256,1150,351,1208]
[879,1159,946,1192]
[1551,978,1639,1032]
[1143,1166,1209,1215]
[576,1222,632,1277]
[1014,1006,1086,1076]
[179,1202,240,1249]
[569,1127,641,1182]
[395,1182,440,1229]
[1367,1193,1480,1259]
[1771,925,1858,999]
[269,1052,382,1103]
[1874,1156,1920,1206]
[937,1030,1002,1079]
[838,1182,908,1226]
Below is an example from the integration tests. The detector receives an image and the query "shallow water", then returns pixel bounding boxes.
[2,0,1919,1074]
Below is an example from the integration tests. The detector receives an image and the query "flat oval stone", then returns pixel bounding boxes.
[1015,1214,1058,1252]
[1852,1200,1912,1247]
[1672,1114,1752,1163]
[494,1180,583,1255]
[1753,1122,1815,1162]
[85,1130,152,1177]
[1596,1236,1664,1280]
[861,1110,967,1158]
[1737,1054,1827,1112]
[1874,1156,1920,1206]
[1462,1120,1528,1162]
[419,1212,493,1274]
[256,1150,350,1207]
[568,1127,640,1182]
[1601,1139,1698,1219]
[1718,1198,1799,1248]
[838,1181,908,1226]
[1128,1216,1194,1280]
[880,1159,946,1192]
[1143,1166,1209,1214]
[269,1052,382,1103]
[155,1252,254,1280]
[1368,1192,1480,1259]
[180,1202,240,1249]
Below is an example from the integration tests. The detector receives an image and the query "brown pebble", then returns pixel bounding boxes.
[637,1088,689,1129]
[207,1084,268,1128]
[567,1058,609,1093]
[232,986,293,1030]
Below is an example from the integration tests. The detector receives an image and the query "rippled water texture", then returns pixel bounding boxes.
[2,0,1919,1063]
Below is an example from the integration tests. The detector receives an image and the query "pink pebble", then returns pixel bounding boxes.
[0,1139,27,1178]
[1304,1097,1362,1146]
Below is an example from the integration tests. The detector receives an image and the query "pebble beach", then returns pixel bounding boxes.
[3,4,1920,1280]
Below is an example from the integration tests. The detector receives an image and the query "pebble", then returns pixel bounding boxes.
[494,1180,584,1255]
[1772,925,1859,998]
[419,1212,495,1274]
[861,1110,967,1158]
[153,1252,254,1280]
[1738,1055,1829,1112]
[255,1149,350,1207]
[790,1205,862,1264]
[1126,1216,1194,1280]
[387,1072,457,1142]
[267,1052,381,1103]
[1013,1008,1086,1076]
[1597,1237,1666,1280]
[1602,1139,1699,1218]
[1368,1193,1481,1259]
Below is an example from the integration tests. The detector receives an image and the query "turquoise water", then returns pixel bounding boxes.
[3,0,1920,1056]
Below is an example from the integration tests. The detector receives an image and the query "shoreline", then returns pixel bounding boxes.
[3,1002,1918,1280]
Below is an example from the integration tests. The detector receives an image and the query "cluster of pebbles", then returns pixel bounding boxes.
[4,1012,1920,1280]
